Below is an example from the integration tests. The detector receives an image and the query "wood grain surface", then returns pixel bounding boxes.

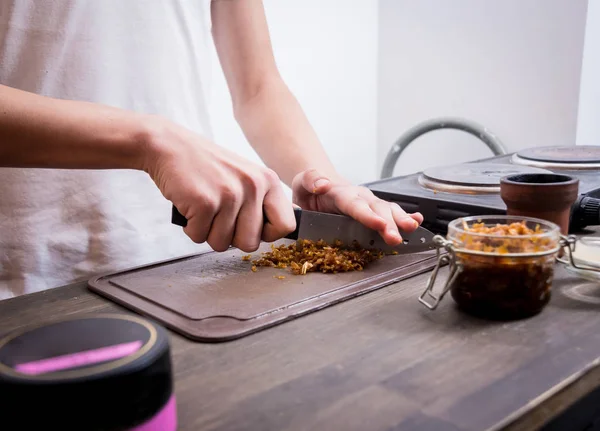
[1,257,600,430]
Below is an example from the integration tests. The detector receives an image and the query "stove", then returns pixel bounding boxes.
[365,145,600,235]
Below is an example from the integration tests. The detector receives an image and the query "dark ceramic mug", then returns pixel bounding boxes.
[500,173,579,235]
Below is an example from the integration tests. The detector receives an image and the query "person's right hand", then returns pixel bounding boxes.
[141,117,297,252]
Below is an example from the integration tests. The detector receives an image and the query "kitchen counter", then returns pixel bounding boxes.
[2,248,600,430]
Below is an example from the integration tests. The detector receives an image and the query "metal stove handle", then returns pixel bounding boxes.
[380,117,508,179]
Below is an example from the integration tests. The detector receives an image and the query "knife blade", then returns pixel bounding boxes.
[287,208,437,254]
[171,205,436,254]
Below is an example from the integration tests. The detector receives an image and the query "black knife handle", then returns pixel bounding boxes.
[171,205,302,240]
[286,208,302,240]
[171,205,189,227]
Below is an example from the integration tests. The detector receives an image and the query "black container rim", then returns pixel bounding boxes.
[501,173,579,187]
[0,313,174,430]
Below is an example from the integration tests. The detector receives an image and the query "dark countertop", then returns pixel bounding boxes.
[1,254,600,430]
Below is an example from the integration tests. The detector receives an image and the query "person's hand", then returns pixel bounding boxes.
[292,169,423,245]
[142,117,296,252]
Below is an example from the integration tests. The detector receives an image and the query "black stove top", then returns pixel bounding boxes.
[365,146,600,235]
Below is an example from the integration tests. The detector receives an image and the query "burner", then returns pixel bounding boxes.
[512,145,600,169]
[367,147,600,236]
[418,163,552,194]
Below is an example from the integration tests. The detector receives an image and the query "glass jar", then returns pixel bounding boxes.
[420,215,562,320]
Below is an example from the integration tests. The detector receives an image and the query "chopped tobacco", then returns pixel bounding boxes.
[247,239,384,275]
[458,220,553,254]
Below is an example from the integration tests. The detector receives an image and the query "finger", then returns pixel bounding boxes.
[409,211,424,225]
[336,195,387,232]
[299,169,333,195]
[232,199,263,252]
[182,200,217,244]
[262,185,296,243]
[390,202,421,233]
[370,200,403,245]
[183,214,214,244]
[207,197,242,252]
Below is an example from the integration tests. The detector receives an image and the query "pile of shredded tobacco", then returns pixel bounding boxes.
[243,239,385,275]
[458,220,553,254]
[462,219,542,236]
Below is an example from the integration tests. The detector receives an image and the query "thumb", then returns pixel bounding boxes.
[300,168,332,195]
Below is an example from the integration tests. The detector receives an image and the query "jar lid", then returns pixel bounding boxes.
[0,313,174,430]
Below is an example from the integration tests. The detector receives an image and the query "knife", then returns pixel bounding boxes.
[171,205,436,254]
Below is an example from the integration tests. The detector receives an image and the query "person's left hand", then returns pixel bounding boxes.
[292,169,424,246]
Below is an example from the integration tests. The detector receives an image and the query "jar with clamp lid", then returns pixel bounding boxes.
[419,215,562,320]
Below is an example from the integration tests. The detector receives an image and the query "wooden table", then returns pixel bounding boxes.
[2,257,600,430]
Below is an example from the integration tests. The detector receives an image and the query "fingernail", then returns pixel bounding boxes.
[314,179,330,190]
[401,216,418,226]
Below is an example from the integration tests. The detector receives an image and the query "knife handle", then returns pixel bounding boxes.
[171,205,189,227]
[171,205,302,240]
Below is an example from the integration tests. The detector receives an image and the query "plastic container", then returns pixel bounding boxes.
[0,313,176,431]
[419,215,562,320]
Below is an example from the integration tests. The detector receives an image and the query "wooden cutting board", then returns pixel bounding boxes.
[88,240,438,342]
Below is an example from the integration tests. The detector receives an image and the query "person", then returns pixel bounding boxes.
[0,0,423,300]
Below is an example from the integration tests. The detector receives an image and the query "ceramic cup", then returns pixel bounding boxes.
[500,173,579,235]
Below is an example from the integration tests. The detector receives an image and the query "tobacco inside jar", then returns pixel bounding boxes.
[447,216,561,320]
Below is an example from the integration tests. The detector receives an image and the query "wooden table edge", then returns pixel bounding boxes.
[487,355,600,431]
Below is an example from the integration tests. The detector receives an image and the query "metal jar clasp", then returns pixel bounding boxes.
[557,234,600,274]
[418,235,461,310]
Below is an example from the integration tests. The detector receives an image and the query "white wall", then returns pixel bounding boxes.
[577,0,600,146]
[378,0,588,177]
[207,0,379,190]
[205,1,591,186]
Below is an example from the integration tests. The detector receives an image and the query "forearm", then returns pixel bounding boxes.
[234,79,345,187]
[0,84,149,170]
[211,0,345,187]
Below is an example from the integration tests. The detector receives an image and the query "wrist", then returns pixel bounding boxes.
[133,114,177,173]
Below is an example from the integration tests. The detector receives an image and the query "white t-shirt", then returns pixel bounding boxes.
[0,0,215,299]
